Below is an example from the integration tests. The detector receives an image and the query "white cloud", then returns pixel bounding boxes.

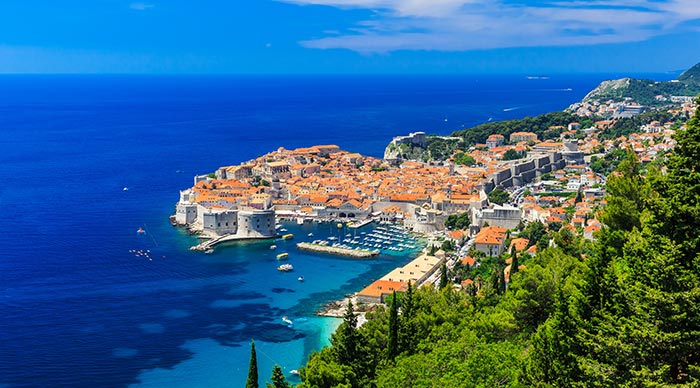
[279,0,700,52]
[129,3,155,11]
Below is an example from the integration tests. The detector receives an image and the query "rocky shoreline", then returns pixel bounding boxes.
[315,295,373,326]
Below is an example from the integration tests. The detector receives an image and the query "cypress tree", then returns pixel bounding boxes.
[490,267,500,294]
[388,291,399,360]
[246,340,259,388]
[510,246,519,277]
[498,267,506,295]
[266,365,290,388]
[399,281,416,354]
[439,263,448,289]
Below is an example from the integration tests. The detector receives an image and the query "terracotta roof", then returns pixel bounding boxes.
[358,280,408,298]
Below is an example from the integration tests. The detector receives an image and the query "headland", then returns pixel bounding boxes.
[171,69,698,318]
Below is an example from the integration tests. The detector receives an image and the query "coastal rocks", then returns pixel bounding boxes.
[316,295,371,327]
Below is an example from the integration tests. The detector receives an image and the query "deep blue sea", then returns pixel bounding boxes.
[0,74,664,387]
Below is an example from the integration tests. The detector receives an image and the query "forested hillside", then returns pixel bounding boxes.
[450,111,592,146]
[297,101,700,387]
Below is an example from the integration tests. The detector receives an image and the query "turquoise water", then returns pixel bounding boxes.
[129,220,424,387]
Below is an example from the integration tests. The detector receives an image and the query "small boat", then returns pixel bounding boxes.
[123,187,129,191]
[277,253,289,260]
[282,316,293,325]
[298,276,304,282]
[282,233,294,240]
[296,218,304,224]
[270,245,277,250]
[278,264,293,272]
[308,232,314,237]
[280,228,288,232]
[290,369,300,376]
[205,249,214,254]
[137,227,146,234]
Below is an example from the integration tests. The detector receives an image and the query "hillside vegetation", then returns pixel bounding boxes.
[583,62,700,105]
[298,102,700,387]
[449,111,590,146]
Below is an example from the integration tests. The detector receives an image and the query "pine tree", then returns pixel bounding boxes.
[388,291,399,360]
[246,340,259,388]
[266,365,290,388]
[331,300,359,366]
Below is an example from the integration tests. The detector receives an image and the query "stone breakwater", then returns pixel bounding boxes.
[296,243,379,258]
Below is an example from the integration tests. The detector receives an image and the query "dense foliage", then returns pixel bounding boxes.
[502,149,526,161]
[452,151,477,166]
[450,111,585,146]
[589,147,628,175]
[598,110,683,140]
[487,188,510,205]
[444,211,471,230]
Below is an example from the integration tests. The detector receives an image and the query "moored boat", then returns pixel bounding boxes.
[277,263,293,272]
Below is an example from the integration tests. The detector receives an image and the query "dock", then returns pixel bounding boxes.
[296,242,379,258]
[190,234,274,252]
[348,219,374,229]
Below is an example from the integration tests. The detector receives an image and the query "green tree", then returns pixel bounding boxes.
[439,263,449,289]
[521,221,546,247]
[246,340,259,388]
[510,245,519,277]
[388,291,399,360]
[503,149,525,160]
[266,365,291,388]
[440,239,455,252]
[300,350,354,388]
[399,282,417,354]
[445,211,471,230]
[453,151,477,166]
[331,301,359,367]
[428,244,437,255]
[487,188,510,205]
[599,148,647,234]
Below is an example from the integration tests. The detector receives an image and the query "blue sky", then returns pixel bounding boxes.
[0,0,699,73]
